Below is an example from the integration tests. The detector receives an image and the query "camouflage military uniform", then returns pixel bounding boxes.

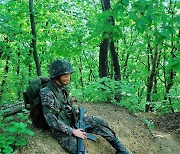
[40,81,116,154]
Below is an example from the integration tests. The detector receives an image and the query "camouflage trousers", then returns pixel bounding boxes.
[52,116,116,154]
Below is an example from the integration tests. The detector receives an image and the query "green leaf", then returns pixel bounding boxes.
[7,135,16,141]
[160,29,170,39]
[8,127,17,134]
[14,122,27,129]
[5,138,14,145]
[118,5,126,17]
[147,4,153,14]
[4,116,14,122]
[22,108,29,113]
[167,58,180,73]
[2,145,13,154]
[25,129,35,136]
[0,134,6,144]
[15,137,28,146]
[129,13,138,21]
[17,113,24,118]
[122,0,129,6]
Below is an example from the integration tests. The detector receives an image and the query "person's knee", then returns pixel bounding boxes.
[94,116,109,127]
[58,136,77,154]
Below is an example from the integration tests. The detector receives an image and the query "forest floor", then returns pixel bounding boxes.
[14,102,180,154]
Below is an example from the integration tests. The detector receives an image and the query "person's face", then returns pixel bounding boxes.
[58,73,71,85]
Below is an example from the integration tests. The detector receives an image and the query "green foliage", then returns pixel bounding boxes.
[0,111,34,153]
[152,98,180,115]
[152,100,171,114]
[141,117,155,130]
[71,77,144,112]
[72,77,121,103]
[0,0,179,115]
[116,81,145,113]
[167,58,180,73]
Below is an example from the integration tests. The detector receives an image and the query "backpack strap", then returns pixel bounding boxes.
[46,81,69,118]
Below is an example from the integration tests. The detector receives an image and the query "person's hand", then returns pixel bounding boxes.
[73,129,87,139]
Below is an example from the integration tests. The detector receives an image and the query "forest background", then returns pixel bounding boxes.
[0,0,180,115]
[0,0,180,153]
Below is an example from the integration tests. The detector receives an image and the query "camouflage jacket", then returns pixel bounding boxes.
[40,81,77,136]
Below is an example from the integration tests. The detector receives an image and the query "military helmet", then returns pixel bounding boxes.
[49,59,74,78]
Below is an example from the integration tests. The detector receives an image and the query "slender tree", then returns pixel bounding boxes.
[29,0,41,76]
[99,0,121,80]
[146,45,158,112]
[99,38,109,78]
[0,54,10,102]
[109,41,121,80]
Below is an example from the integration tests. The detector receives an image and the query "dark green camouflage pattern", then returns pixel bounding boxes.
[40,81,116,154]
[40,82,76,135]
[53,116,116,154]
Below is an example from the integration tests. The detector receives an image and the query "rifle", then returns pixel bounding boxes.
[75,107,96,154]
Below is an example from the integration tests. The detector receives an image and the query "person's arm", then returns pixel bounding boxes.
[40,87,86,139]
[68,96,79,119]
[40,87,74,136]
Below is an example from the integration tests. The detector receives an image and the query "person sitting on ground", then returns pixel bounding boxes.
[40,59,129,154]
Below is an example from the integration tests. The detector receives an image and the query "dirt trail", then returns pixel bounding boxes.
[152,130,180,153]
[150,112,180,154]
[15,102,179,154]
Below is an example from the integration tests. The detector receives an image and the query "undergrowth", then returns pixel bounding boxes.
[0,109,34,153]
[141,117,155,130]
[71,77,179,114]
[71,77,144,113]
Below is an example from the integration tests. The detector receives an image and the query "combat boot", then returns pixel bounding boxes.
[110,138,129,154]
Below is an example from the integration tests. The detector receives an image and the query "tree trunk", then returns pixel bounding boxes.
[163,44,176,113]
[17,51,21,99]
[109,15,121,80]
[101,0,110,11]
[74,58,84,87]
[99,38,109,78]
[99,0,120,80]
[28,49,33,77]
[83,52,96,82]
[153,50,161,94]
[0,55,10,102]
[145,45,158,112]
[29,0,41,76]
[0,51,2,58]
[109,41,121,80]
[1,102,25,117]
[162,1,177,112]
[99,0,110,78]
[122,53,130,79]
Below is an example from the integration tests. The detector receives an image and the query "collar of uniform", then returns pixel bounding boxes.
[51,80,66,92]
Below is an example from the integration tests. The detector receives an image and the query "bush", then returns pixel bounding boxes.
[71,77,120,103]
[0,110,34,153]
[141,117,155,130]
[71,77,145,112]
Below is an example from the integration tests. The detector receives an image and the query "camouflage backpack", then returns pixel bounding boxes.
[23,76,57,130]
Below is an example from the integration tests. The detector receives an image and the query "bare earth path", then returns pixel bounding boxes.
[15,102,180,154]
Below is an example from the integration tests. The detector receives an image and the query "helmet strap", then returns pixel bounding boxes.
[55,79,63,86]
